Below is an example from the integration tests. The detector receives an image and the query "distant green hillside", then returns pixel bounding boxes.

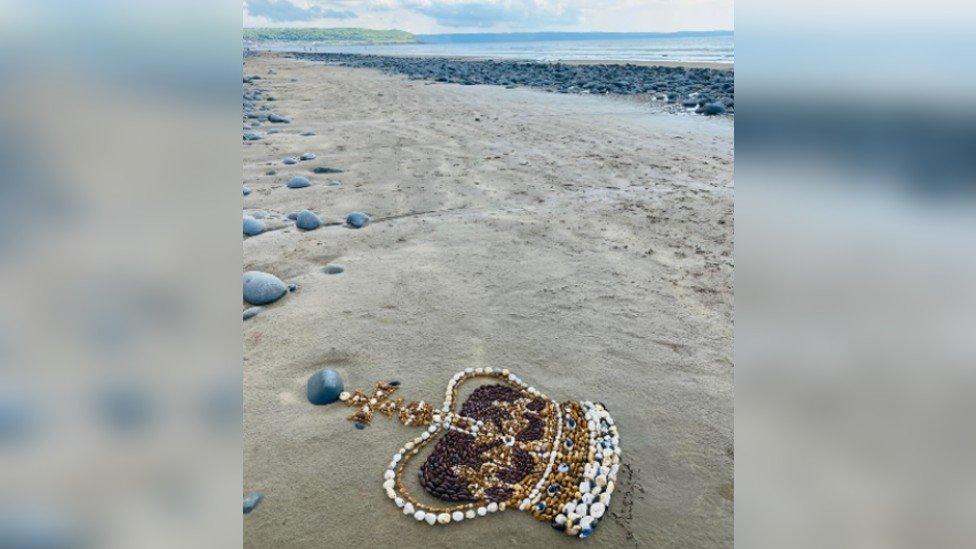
[243,28,417,44]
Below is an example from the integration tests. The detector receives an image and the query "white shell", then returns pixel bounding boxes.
[395,497,405,508]
[476,507,487,516]
[384,470,395,480]
[382,479,394,490]
[579,480,591,493]
[487,502,499,513]
[465,509,476,519]
[414,510,426,521]
[404,503,415,515]
[437,513,451,524]
[555,514,567,525]
[575,503,588,516]
[590,502,606,518]
[580,516,594,529]
[424,512,437,525]
[595,475,607,487]
[452,511,464,522]
[563,502,576,514]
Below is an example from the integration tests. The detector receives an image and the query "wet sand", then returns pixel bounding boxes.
[243,52,733,548]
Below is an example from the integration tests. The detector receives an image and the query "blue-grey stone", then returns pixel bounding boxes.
[243,492,264,514]
[282,156,299,165]
[243,271,287,305]
[701,102,726,115]
[346,211,370,228]
[301,129,316,136]
[287,211,299,220]
[268,114,291,123]
[295,210,321,230]
[243,306,263,320]
[243,185,251,196]
[250,210,268,219]
[307,369,344,405]
[243,132,262,141]
[267,128,281,134]
[243,216,266,237]
[300,152,316,161]
[323,263,345,274]
[287,176,311,188]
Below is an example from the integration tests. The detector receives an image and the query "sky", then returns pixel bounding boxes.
[242,0,734,34]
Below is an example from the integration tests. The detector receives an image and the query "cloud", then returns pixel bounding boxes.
[405,1,581,28]
[244,0,358,22]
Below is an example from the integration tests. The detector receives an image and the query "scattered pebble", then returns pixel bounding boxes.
[243,306,263,320]
[244,492,264,514]
[312,166,343,174]
[300,129,316,136]
[243,185,251,196]
[243,271,287,305]
[306,369,344,405]
[288,283,297,292]
[296,209,321,230]
[243,132,262,141]
[250,210,268,219]
[287,176,311,188]
[300,152,316,161]
[346,211,370,228]
[243,216,266,237]
[267,114,291,123]
[267,128,281,134]
[354,422,366,430]
[323,263,345,274]
[282,156,299,165]
[287,211,299,220]
[266,169,277,175]
[700,102,727,115]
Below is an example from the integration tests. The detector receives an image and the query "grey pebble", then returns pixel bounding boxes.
[243,216,266,236]
[287,176,311,189]
[243,306,263,320]
[296,209,321,230]
[243,271,287,305]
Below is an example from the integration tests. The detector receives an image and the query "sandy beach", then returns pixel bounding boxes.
[243,52,733,548]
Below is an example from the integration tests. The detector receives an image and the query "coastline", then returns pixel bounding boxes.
[243,54,733,547]
[283,52,734,113]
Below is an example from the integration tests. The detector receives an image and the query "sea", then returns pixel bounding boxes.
[252,32,733,65]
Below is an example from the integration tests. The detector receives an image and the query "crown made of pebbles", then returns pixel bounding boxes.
[380,367,621,539]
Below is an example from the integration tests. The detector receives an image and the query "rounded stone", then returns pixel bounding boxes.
[243,306,263,320]
[323,263,345,275]
[287,176,311,188]
[250,210,268,219]
[243,185,251,196]
[300,152,316,161]
[243,271,287,305]
[306,369,344,405]
[345,211,370,228]
[287,211,299,220]
[243,216,266,237]
[243,492,264,514]
[701,102,726,115]
[282,156,299,165]
[295,210,321,231]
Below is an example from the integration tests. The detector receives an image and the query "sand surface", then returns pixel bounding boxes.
[243,53,733,548]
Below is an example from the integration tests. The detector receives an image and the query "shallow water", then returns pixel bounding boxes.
[252,35,734,64]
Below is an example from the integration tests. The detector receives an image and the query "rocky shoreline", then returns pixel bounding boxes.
[286,52,734,114]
